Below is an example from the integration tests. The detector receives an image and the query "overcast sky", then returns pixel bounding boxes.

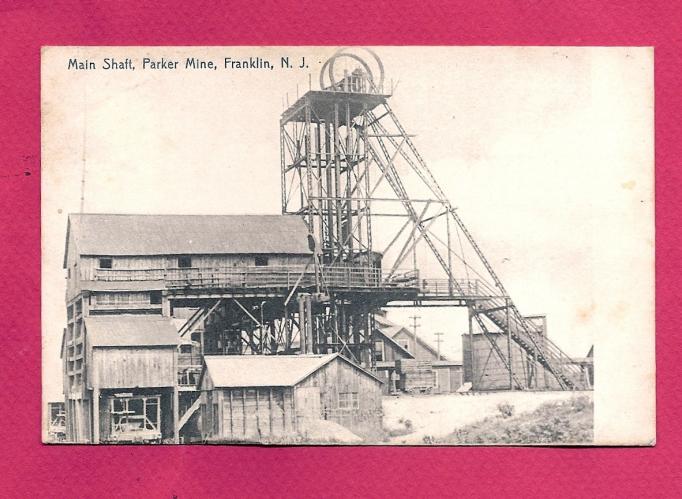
[42,46,653,406]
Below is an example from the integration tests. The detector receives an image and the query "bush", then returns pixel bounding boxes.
[571,395,591,413]
[438,396,593,445]
[497,402,515,418]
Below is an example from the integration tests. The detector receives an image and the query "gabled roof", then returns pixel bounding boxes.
[64,213,312,267]
[201,353,383,388]
[373,327,414,359]
[375,313,450,361]
[85,315,180,347]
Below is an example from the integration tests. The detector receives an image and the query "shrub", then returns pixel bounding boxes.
[571,395,591,413]
[497,402,515,418]
[437,396,593,444]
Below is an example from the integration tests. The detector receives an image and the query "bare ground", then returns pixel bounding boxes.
[382,390,593,445]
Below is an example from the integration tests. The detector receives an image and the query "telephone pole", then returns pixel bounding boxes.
[434,332,444,360]
[408,315,420,354]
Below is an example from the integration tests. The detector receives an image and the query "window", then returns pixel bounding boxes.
[373,340,385,362]
[254,255,269,267]
[338,392,359,410]
[400,341,409,351]
[179,344,192,354]
[98,258,112,269]
[67,268,71,279]
[150,290,162,305]
[178,256,192,268]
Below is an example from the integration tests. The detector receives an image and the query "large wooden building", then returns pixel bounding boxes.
[61,213,312,443]
[198,353,383,442]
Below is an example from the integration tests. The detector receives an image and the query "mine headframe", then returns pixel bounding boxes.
[278,47,589,388]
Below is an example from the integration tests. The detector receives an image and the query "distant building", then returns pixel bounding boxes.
[462,328,593,391]
[373,313,463,394]
[570,346,594,388]
[198,353,383,442]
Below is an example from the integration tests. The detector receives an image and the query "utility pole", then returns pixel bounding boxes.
[434,332,444,361]
[408,315,420,355]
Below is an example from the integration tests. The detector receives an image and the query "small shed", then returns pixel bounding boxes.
[85,315,180,443]
[199,354,383,442]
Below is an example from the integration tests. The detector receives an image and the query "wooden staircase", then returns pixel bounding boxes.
[476,296,588,390]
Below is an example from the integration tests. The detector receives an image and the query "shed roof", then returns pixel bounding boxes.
[202,353,383,388]
[64,213,312,267]
[85,315,180,347]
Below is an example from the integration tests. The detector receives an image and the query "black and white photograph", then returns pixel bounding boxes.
[41,46,654,445]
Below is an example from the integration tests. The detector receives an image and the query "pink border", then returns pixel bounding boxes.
[0,1,677,496]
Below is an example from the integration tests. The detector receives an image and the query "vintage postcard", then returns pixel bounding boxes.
[41,46,654,445]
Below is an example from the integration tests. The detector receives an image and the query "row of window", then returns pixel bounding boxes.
[96,255,270,269]
[94,291,162,305]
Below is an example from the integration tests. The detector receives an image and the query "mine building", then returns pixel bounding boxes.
[59,48,591,444]
[462,317,592,391]
[62,213,315,443]
[373,313,463,394]
[198,353,383,441]
[84,315,179,443]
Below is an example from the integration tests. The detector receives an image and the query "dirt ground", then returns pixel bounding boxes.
[383,390,594,444]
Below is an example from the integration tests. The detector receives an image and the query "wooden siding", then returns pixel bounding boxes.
[89,347,176,389]
[88,291,163,312]
[219,388,295,441]
[201,386,295,441]
[200,356,383,441]
[296,357,382,438]
[80,255,167,281]
[377,337,411,363]
[393,330,440,360]
[79,254,310,281]
[65,230,81,301]
[462,333,561,391]
[450,366,463,391]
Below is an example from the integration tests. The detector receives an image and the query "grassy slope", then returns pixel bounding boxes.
[433,395,593,445]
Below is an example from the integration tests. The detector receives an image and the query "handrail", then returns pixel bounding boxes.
[479,301,585,387]
[91,265,506,298]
